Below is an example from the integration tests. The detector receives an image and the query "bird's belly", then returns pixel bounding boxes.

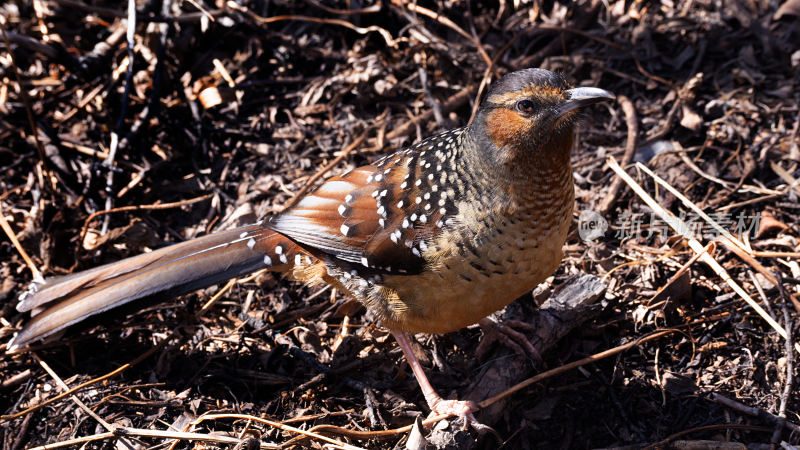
[380,218,569,334]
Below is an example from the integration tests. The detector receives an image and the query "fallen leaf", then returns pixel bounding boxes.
[680,105,702,131]
[405,417,428,450]
[757,210,789,238]
[774,0,800,19]
[661,372,699,394]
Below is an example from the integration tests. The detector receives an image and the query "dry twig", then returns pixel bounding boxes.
[607,156,800,353]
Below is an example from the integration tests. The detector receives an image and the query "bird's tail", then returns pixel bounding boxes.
[9,222,309,350]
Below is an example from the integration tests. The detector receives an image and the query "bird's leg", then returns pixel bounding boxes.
[475,317,542,363]
[391,330,481,429]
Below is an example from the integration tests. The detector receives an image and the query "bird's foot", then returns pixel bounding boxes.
[426,397,495,435]
[476,317,541,363]
[391,330,497,435]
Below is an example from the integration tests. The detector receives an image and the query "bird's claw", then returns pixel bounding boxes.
[476,317,541,363]
[426,399,496,435]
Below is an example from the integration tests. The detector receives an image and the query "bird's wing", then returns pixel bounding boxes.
[268,127,468,274]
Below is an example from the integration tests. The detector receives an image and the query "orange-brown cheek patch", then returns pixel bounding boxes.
[486,108,528,150]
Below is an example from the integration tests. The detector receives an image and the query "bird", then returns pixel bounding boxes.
[8,68,613,428]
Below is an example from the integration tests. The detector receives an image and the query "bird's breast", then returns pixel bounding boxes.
[372,168,575,334]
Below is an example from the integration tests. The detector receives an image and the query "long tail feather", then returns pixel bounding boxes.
[10,223,306,350]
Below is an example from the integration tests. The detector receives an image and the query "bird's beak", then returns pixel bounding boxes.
[559,87,615,115]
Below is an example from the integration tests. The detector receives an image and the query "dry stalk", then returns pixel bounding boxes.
[635,162,750,253]
[24,428,282,450]
[0,17,49,177]
[1,331,180,422]
[607,156,800,353]
[229,2,403,48]
[80,194,213,240]
[598,95,638,216]
[185,413,366,450]
[0,202,43,282]
[1,269,258,422]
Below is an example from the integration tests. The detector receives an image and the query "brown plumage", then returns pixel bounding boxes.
[10,68,613,427]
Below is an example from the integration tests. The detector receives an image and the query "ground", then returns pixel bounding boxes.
[1,0,800,449]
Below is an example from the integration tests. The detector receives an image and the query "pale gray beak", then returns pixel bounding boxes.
[560,87,615,114]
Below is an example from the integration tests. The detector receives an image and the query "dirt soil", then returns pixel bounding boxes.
[1,0,800,449]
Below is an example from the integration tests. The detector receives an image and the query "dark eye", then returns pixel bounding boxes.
[516,100,535,113]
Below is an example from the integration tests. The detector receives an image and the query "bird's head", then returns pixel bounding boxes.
[471,68,614,170]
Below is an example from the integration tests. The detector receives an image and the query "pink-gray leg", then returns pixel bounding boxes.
[391,329,494,433]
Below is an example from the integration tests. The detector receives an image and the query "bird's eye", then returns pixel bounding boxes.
[516,100,535,113]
